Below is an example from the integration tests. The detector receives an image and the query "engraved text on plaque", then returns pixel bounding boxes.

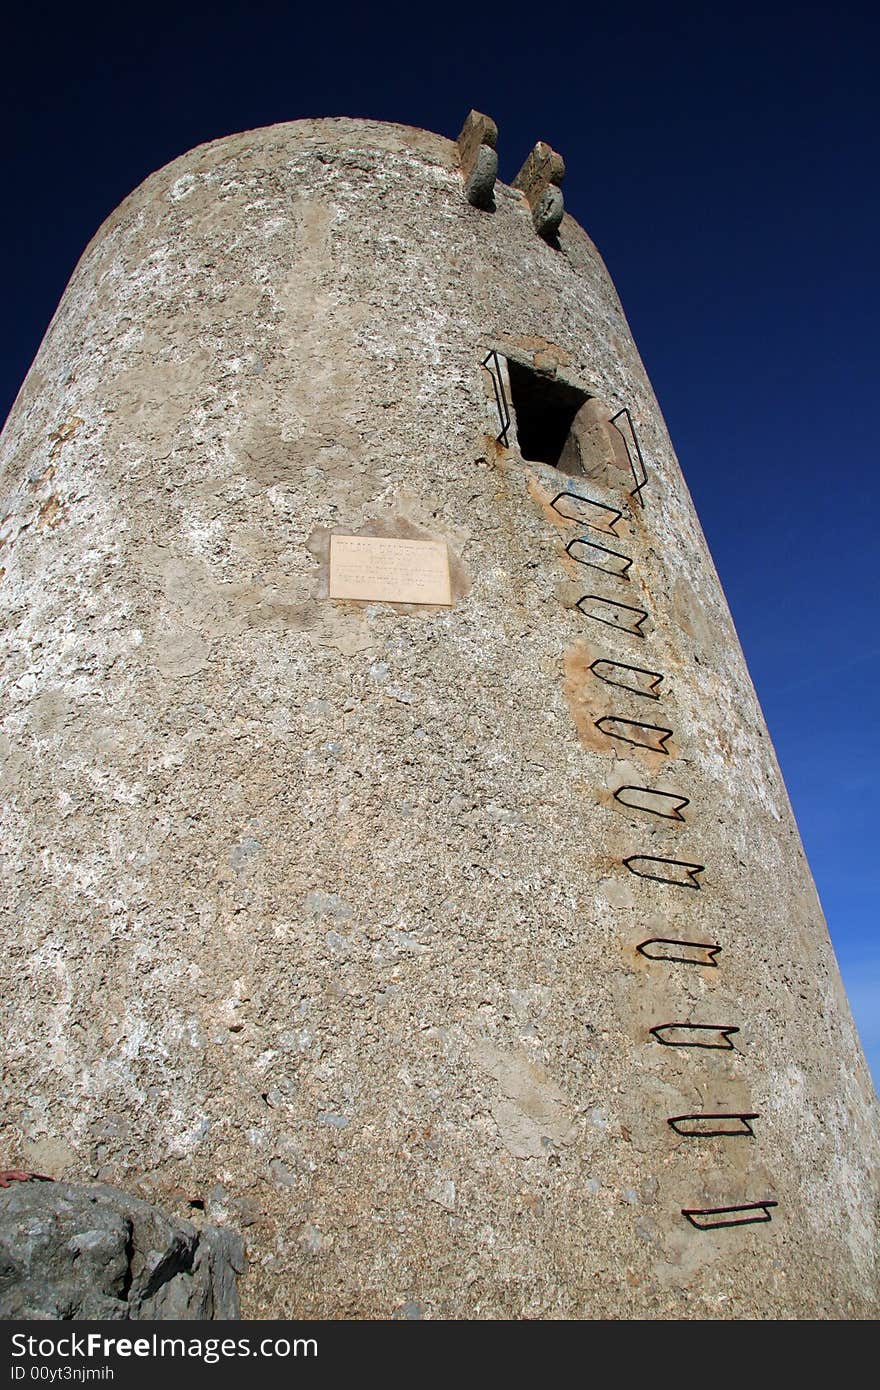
[329,535,452,605]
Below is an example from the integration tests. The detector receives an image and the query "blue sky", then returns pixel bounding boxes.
[3,1,877,1085]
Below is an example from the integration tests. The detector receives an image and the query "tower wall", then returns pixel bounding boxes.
[1,117,877,1318]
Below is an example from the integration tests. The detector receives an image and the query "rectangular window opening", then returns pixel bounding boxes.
[506,359,589,475]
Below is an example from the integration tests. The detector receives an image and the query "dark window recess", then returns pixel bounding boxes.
[507,360,589,475]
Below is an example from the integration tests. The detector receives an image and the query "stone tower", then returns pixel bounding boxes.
[1,114,877,1320]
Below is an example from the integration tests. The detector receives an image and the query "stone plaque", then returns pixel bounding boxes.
[329,534,452,606]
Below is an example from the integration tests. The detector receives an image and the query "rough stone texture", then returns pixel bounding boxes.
[0,1181,244,1319]
[0,116,878,1319]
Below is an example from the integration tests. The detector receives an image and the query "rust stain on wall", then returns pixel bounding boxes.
[47,416,84,459]
[563,637,677,768]
[37,495,66,529]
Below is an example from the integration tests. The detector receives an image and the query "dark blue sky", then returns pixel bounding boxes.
[4,2,878,1082]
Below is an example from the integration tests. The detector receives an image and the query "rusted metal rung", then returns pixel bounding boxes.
[614,786,689,821]
[595,717,673,754]
[682,1201,777,1231]
[668,1113,759,1138]
[590,659,664,701]
[577,594,649,638]
[624,855,705,889]
[565,536,633,579]
[650,1023,738,1050]
[637,938,721,966]
[482,350,511,445]
[610,406,649,507]
[550,490,624,536]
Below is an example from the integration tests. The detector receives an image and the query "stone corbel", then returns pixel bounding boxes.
[512,141,565,240]
[456,109,498,210]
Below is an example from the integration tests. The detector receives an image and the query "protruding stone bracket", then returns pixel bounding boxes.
[513,141,566,240]
[457,110,498,210]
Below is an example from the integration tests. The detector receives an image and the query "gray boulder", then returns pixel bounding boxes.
[0,1181,245,1320]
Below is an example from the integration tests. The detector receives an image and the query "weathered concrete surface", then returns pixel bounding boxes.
[0,1180,244,1319]
[0,116,878,1318]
